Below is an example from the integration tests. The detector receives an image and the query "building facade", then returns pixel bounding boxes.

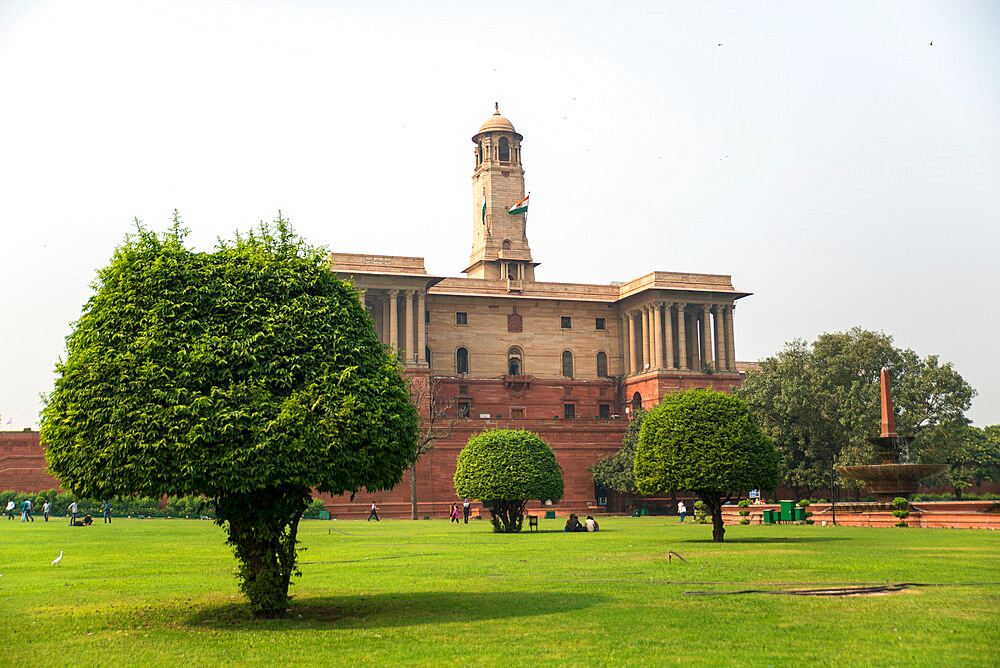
[323,107,752,518]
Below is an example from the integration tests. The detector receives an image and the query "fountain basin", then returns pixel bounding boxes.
[837,464,949,504]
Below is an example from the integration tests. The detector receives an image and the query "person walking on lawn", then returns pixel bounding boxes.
[462,498,471,524]
[678,501,687,522]
[68,501,78,526]
[449,503,459,523]
[367,502,380,521]
[5,499,14,520]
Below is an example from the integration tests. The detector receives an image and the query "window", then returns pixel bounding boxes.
[456,312,467,325]
[502,239,512,251]
[561,316,572,329]
[562,350,574,378]
[425,310,430,323]
[511,408,524,419]
[595,317,606,330]
[425,347,431,366]
[457,402,470,418]
[596,352,608,378]
[598,403,611,419]
[564,403,576,419]
[499,136,510,161]
[457,347,469,374]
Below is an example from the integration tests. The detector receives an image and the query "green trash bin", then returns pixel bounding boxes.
[763,509,774,524]
[780,500,795,522]
[544,510,556,519]
[318,510,330,520]
[793,507,805,521]
[640,508,649,516]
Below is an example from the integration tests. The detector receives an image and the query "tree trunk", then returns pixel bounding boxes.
[215,487,310,618]
[410,461,418,520]
[953,485,963,500]
[489,500,526,532]
[700,492,725,542]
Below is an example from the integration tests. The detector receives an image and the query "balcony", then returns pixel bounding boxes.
[503,374,533,391]
[506,279,522,292]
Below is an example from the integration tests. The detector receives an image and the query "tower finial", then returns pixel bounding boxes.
[494,101,499,114]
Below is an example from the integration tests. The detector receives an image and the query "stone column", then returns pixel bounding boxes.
[725,304,736,371]
[641,306,651,371]
[621,313,631,376]
[700,305,713,371]
[652,302,663,370]
[381,297,390,345]
[417,290,427,367]
[404,290,415,366]
[676,304,687,370]
[662,303,674,369]
[388,289,399,357]
[628,310,639,376]
[713,305,723,372]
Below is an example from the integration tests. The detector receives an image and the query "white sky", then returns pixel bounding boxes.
[1,1,998,429]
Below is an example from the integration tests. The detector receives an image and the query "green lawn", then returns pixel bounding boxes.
[1,516,997,666]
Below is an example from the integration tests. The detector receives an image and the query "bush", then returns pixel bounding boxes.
[892,497,910,528]
[303,498,327,518]
[693,500,709,524]
[454,429,564,533]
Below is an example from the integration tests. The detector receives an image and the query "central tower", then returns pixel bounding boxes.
[463,105,537,283]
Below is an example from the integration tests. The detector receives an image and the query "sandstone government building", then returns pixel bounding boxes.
[0,107,753,517]
[322,107,752,517]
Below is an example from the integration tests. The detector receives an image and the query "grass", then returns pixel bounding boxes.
[1,516,997,666]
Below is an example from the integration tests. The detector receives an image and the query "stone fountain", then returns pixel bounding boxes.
[837,369,948,504]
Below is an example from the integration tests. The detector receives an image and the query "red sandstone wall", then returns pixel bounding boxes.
[0,431,61,492]
[321,417,628,519]
[623,371,743,411]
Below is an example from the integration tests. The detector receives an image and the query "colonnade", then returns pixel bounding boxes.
[620,302,736,375]
[359,288,427,367]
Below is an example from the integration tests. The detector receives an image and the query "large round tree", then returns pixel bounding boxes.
[634,389,778,542]
[454,429,564,532]
[41,215,418,617]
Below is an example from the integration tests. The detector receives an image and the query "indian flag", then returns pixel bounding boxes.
[508,194,529,215]
[481,188,487,225]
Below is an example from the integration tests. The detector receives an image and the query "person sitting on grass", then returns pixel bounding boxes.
[585,515,599,532]
[564,514,585,532]
[71,514,94,527]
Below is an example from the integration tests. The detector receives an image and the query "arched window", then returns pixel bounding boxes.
[456,347,469,374]
[561,350,574,378]
[498,136,510,161]
[631,392,642,415]
[478,143,483,164]
[502,239,512,251]
[425,347,431,367]
[596,352,608,378]
[507,346,523,376]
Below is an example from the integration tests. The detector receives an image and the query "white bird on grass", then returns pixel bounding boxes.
[51,551,64,566]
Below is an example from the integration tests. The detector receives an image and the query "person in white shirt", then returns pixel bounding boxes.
[678,501,687,522]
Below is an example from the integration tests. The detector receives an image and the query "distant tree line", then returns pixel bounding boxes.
[592,328,1000,502]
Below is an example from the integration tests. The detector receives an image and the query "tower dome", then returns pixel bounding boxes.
[473,103,522,141]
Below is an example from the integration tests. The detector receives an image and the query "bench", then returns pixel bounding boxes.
[528,515,538,531]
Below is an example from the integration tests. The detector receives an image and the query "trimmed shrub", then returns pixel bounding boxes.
[892,497,910,528]
[454,429,564,533]
[634,389,779,542]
